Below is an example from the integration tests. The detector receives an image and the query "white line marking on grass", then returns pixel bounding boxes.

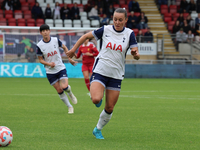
[121,90,200,93]
[0,93,58,96]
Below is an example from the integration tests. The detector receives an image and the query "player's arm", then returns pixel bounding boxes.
[38,56,55,68]
[61,44,78,66]
[91,45,99,57]
[67,32,94,58]
[131,47,140,60]
[76,47,82,59]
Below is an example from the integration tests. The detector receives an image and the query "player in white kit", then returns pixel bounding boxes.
[67,8,140,139]
[37,24,78,114]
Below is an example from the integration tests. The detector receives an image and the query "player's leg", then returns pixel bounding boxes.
[59,69,77,104]
[93,78,121,139]
[82,70,90,91]
[52,81,74,114]
[82,64,90,91]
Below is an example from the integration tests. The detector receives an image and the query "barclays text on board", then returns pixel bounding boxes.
[0,62,83,78]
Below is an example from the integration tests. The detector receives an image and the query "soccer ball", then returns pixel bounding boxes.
[0,126,13,147]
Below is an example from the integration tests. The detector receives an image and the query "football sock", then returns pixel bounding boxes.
[96,109,112,130]
[58,91,72,108]
[63,85,71,96]
[84,78,90,91]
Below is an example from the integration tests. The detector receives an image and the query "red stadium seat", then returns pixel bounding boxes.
[132,28,139,36]
[164,13,172,18]
[14,10,23,19]
[121,4,128,11]
[67,4,74,9]
[134,12,140,17]
[8,22,16,26]
[21,3,30,11]
[36,23,44,27]
[119,0,126,5]
[141,29,147,35]
[167,21,175,33]
[23,10,32,19]
[27,18,35,24]
[160,5,168,9]
[160,8,168,14]
[0,14,3,18]
[36,19,44,24]
[20,0,26,3]
[5,14,13,19]
[173,13,180,21]
[113,4,120,9]
[0,9,4,15]
[5,10,13,14]
[8,18,16,24]
[183,13,189,19]
[27,23,35,26]
[0,18,7,25]
[169,5,177,13]
[18,22,26,26]
[164,16,172,23]
[17,18,26,23]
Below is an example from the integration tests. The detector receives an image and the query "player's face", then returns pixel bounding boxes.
[40,29,50,39]
[113,12,127,31]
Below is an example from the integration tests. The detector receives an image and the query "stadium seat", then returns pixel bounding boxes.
[56,0,63,3]
[27,23,35,26]
[82,0,87,5]
[141,29,147,35]
[168,21,175,33]
[109,20,113,25]
[18,22,26,26]
[132,28,139,36]
[5,14,13,19]
[36,19,45,24]
[23,10,32,19]
[8,22,17,26]
[134,12,140,17]
[164,16,172,23]
[0,14,3,18]
[77,4,84,12]
[191,12,198,20]
[5,10,13,15]
[54,19,63,27]
[119,0,126,5]
[21,3,30,11]
[14,10,23,19]
[17,18,26,24]
[64,19,73,27]
[120,4,128,10]
[173,13,180,21]
[169,5,177,13]
[164,13,172,18]
[183,13,189,19]
[0,9,3,16]
[91,20,100,27]
[64,0,72,4]
[82,19,90,27]
[80,15,87,20]
[113,4,120,9]
[73,20,82,27]
[20,0,26,2]
[0,18,7,26]
[67,4,74,9]
[160,8,168,15]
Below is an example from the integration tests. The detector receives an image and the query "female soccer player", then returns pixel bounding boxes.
[37,24,78,114]
[67,8,140,139]
[76,39,99,95]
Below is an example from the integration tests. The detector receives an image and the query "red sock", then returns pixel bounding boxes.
[84,78,90,91]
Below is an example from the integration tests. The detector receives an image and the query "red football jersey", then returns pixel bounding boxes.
[76,42,99,65]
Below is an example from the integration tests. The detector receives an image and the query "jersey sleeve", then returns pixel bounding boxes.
[57,38,62,47]
[76,46,82,59]
[90,44,99,57]
[92,26,104,40]
[129,32,138,48]
[36,45,43,56]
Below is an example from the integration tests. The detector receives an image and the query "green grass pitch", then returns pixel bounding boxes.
[0,78,200,150]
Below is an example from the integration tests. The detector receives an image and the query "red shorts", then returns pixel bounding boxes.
[82,64,93,73]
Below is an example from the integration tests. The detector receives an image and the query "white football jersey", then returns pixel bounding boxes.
[92,25,138,80]
[36,37,66,74]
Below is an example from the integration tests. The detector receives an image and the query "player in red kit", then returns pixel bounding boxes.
[76,39,99,95]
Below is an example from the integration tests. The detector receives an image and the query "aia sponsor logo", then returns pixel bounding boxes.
[106,42,122,52]
[47,50,58,57]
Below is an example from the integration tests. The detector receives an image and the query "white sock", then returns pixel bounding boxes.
[63,85,72,96]
[58,92,72,108]
[96,109,112,130]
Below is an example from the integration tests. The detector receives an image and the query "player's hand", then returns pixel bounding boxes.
[66,50,76,58]
[49,62,55,68]
[69,59,78,66]
[131,50,140,60]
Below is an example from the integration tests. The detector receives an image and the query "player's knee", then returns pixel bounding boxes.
[91,97,101,104]
[105,106,114,113]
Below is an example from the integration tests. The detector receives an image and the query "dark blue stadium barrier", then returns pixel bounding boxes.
[125,64,200,78]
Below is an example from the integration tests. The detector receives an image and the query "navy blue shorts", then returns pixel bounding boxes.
[46,69,68,85]
[90,73,122,91]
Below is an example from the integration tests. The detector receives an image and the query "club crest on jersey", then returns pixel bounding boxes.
[106,42,122,52]
[47,51,58,57]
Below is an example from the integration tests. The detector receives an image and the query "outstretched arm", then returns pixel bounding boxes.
[131,47,140,60]
[62,44,78,66]
[67,31,94,58]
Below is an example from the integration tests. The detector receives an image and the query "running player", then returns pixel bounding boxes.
[36,24,78,114]
[76,39,99,95]
[67,8,140,139]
